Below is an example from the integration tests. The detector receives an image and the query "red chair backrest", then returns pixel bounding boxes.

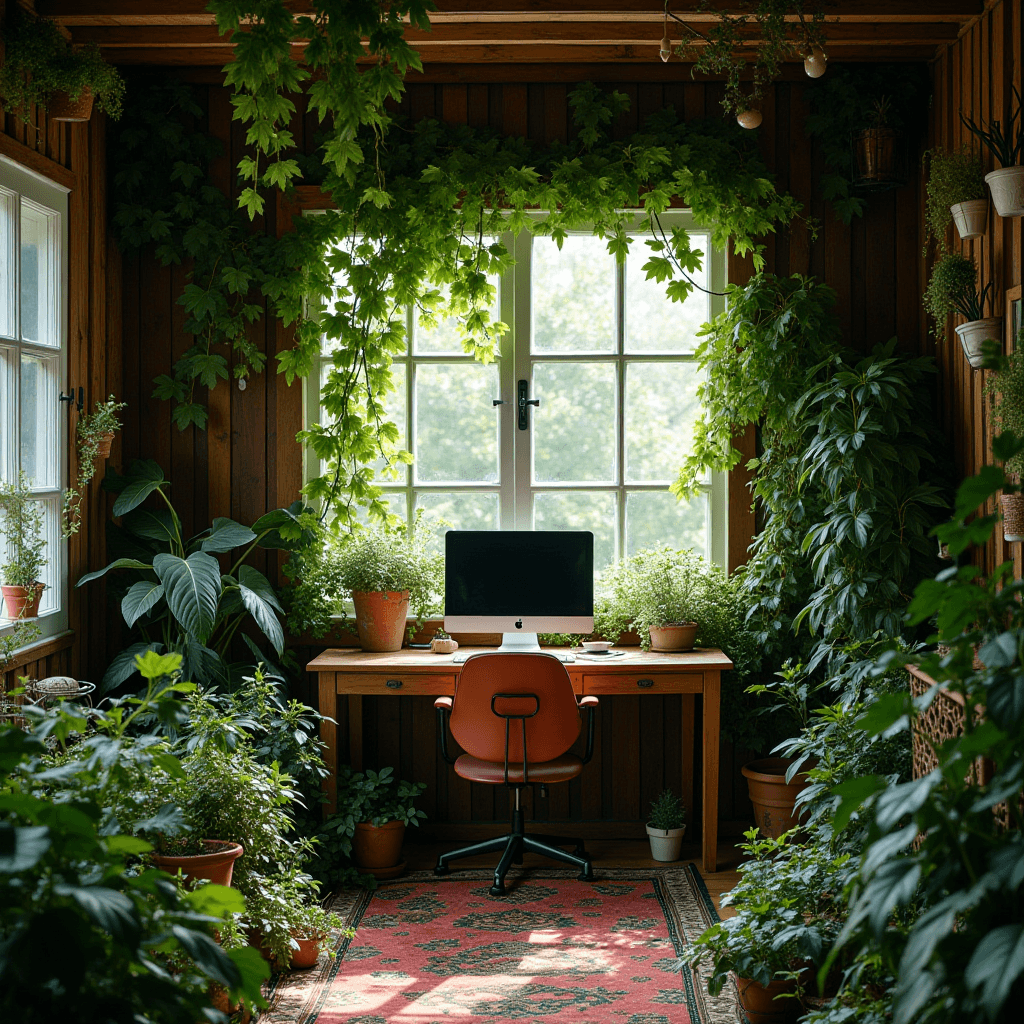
[450,652,581,764]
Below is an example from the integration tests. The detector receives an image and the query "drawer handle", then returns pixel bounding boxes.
[637,678,654,688]
[385,679,403,689]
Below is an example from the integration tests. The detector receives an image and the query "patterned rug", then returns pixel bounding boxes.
[260,867,740,1024]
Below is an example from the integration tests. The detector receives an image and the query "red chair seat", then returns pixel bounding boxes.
[454,752,583,785]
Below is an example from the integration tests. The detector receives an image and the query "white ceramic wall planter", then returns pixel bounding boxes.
[985,166,1024,218]
[951,199,989,239]
[955,317,1003,369]
[646,823,686,862]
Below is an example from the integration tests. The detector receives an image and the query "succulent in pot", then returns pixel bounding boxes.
[430,626,458,654]
[924,147,988,243]
[961,85,1024,218]
[0,472,48,620]
[923,252,1000,368]
[646,789,686,862]
[984,332,1024,542]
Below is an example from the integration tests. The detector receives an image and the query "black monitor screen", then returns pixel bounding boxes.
[445,531,594,617]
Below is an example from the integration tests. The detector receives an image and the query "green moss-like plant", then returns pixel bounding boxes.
[0,6,125,122]
[985,331,1024,478]
[649,789,686,831]
[923,252,993,339]
[924,149,987,246]
[0,472,47,589]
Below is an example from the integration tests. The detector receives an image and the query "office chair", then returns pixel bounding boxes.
[433,651,598,896]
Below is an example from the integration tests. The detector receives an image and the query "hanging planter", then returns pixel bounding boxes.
[955,318,1003,369]
[985,167,1024,218]
[1000,493,1024,543]
[47,88,94,122]
[950,199,989,239]
[961,85,1024,218]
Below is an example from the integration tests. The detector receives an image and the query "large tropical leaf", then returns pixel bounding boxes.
[100,642,164,693]
[120,508,178,547]
[153,552,221,644]
[251,500,318,550]
[76,558,151,588]
[108,460,170,517]
[197,517,257,554]
[121,580,165,629]
[237,565,284,654]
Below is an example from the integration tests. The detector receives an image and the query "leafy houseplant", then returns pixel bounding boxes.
[77,459,317,690]
[63,395,128,537]
[984,332,1024,541]
[961,85,1024,217]
[0,472,47,620]
[923,252,999,366]
[924,148,988,244]
[0,6,125,122]
[646,789,686,862]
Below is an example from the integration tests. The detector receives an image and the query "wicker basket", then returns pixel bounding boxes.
[1000,493,1024,542]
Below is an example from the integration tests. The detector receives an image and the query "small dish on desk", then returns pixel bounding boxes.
[581,641,612,654]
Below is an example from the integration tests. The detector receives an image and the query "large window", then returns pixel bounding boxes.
[306,213,726,569]
[0,160,69,640]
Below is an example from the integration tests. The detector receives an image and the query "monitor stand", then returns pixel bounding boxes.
[452,632,576,664]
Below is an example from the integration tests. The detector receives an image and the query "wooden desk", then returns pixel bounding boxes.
[307,646,732,873]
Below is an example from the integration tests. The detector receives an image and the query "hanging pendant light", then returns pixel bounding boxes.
[804,46,828,79]
[737,109,763,129]
[659,10,672,62]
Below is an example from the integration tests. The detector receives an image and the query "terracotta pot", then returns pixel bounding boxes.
[2,582,44,619]
[1000,493,1024,543]
[734,974,798,1024]
[955,317,1002,369]
[741,757,810,839]
[289,934,322,970]
[649,623,698,652]
[951,199,989,240]
[95,432,115,459]
[985,166,1024,218]
[646,823,685,862]
[48,88,94,122]
[854,128,898,181]
[152,839,244,887]
[352,819,406,869]
[351,590,410,652]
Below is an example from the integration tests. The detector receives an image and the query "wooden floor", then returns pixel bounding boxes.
[405,836,744,917]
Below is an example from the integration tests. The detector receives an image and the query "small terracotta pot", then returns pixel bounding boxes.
[649,623,698,652]
[352,819,406,869]
[1000,493,1024,543]
[95,432,115,459]
[153,839,244,888]
[741,757,810,840]
[48,88,94,122]
[2,582,44,619]
[289,934,322,970]
[351,590,410,652]
[734,974,798,1024]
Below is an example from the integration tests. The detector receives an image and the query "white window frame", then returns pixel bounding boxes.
[304,210,728,567]
[0,158,70,646]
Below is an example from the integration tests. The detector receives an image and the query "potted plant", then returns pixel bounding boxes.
[984,332,1024,542]
[961,85,1024,218]
[0,6,125,123]
[330,519,443,652]
[924,148,988,242]
[63,395,128,537]
[923,252,1000,368]
[430,626,458,654]
[853,97,899,183]
[0,472,47,620]
[338,767,427,875]
[646,789,686,862]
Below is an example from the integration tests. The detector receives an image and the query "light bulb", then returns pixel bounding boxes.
[659,36,672,63]
[737,109,762,130]
[804,47,827,79]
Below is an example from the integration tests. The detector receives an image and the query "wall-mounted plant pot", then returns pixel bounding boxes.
[152,840,244,888]
[95,431,115,459]
[646,822,685,862]
[351,589,410,652]
[2,582,45,619]
[951,199,989,239]
[352,819,406,871]
[741,757,810,840]
[853,128,898,182]
[649,623,698,652]
[985,166,1024,218]
[955,317,1003,369]
[733,974,798,1024]
[1000,493,1024,542]
[48,88,94,122]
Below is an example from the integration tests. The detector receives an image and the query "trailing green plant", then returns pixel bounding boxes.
[0,471,47,589]
[984,331,1024,477]
[63,395,128,537]
[648,789,686,831]
[0,5,125,122]
[960,85,1024,168]
[76,459,317,690]
[0,620,42,670]
[923,252,993,340]
[923,148,987,248]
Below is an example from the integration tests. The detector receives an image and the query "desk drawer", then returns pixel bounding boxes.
[335,673,455,695]
[583,673,702,695]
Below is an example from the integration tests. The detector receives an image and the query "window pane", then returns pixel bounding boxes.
[36,495,59,617]
[20,199,58,348]
[626,490,708,558]
[532,236,616,353]
[624,235,710,353]
[0,188,15,338]
[625,362,701,483]
[414,363,500,483]
[415,280,501,355]
[533,361,616,484]
[415,491,499,553]
[21,352,58,489]
[533,491,616,570]
[0,347,14,482]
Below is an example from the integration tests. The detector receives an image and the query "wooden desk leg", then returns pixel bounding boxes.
[319,671,338,817]
[348,694,364,772]
[680,693,695,831]
[702,673,721,873]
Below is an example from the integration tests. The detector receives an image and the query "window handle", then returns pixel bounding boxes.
[492,399,505,407]
[59,386,83,413]
[517,379,540,431]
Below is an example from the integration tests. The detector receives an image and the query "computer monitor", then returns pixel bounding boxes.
[444,530,594,652]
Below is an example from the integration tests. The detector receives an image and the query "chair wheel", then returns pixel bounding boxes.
[489,882,506,897]
[578,863,594,882]
[434,863,450,876]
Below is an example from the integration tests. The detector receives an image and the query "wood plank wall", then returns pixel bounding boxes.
[929,0,1023,578]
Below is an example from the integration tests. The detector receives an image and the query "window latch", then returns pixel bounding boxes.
[492,399,505,407]
[59,386,83,413]
[517,379,540,431]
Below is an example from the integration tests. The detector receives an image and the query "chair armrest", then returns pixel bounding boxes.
[578,695,598,764]
[435,697,457,765]
[578,695,599,709]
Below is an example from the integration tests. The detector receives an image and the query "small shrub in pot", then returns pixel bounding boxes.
[646,789,686,862]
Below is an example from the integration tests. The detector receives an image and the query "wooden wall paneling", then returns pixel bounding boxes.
[527,83,546,142]
[787,85,811,278]
[864,193,897,349]
[467,84,489,129]
[442,83,468,125]
[502,84,527,138]
[543,84,567,145]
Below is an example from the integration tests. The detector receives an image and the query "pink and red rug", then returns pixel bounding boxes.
[262,866,737,1024]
